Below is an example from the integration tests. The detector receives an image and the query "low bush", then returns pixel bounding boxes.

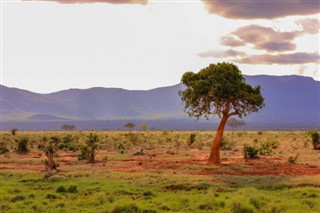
[16,138,29,153]
[188,133,196,147]
[78,133,99,162]
[309,131,320,150]
[56,186,66,193]
[259,140,278,155]
[0,142,9,154]
[67,185,78,193]
[243,144,259,159]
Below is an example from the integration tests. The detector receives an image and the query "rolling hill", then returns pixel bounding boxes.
[1,75,319,130]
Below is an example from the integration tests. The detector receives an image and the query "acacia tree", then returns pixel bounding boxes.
[124,122,135,130]
[227,118,246,130]
[179,62,264,164]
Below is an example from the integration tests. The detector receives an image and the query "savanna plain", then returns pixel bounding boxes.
[1,130,320,213]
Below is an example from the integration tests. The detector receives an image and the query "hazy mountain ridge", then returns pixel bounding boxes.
[1,75,319,130]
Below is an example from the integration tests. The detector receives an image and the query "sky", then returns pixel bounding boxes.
[1,0,319,93]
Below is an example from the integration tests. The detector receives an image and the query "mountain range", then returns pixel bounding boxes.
[1,75,319,130]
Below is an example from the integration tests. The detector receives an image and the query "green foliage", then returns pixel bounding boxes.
[56,186,66,193]
[179,62,264,119]
[44,136,60,171]
[67,185,78,193]
[16,138,29,153]
[309,130,320,150]
[78,133,99,162]
[58,135,77,151]
[140,123,149,131]
[188,133,196,147]
[243,144,259,159]
[259,141,278,155]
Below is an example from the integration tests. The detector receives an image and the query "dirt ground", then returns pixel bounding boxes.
[1,149,320,176]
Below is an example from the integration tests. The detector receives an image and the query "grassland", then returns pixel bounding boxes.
[0,130,319,212]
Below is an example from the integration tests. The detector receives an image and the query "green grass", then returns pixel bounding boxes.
[1,171,319,213]
[1,130,320,212]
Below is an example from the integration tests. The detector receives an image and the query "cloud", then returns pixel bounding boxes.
[28,0,148,4]
[255,42,296,52]
[234,52,320,65]
[197,49,247,58]
[220,35,245,47]
[221,20,319,52]
[201,0,320,19]
[296,18,320,34]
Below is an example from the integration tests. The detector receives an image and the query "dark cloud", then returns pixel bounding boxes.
[256,42,297,52]
[202,0,320,19]
[234,52,320,65]
[29,0,148,4]
[197,49,247,58]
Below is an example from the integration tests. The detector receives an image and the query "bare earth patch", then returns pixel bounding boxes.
[1,149,320,176]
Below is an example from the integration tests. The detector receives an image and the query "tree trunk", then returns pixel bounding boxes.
[207,113,229,164]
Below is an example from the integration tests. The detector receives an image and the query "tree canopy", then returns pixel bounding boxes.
[179,62,265,120]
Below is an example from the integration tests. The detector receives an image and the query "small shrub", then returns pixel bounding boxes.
[243,144,259,159]
[117,143,126,153]
[10,128,18,136]
[11,195,25,202]
[188,133,196,147]
[112,204,141,213]
[0,142,9,154]
[16,138,29,153]
[56,186,67,193]
[259,141,278,155]
[78,133,99,162]
[67,185,78,193]
[309,131,320,150]
[44,137,59,171]
[288,153,299,164]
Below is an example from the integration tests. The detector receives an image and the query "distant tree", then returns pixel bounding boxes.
[227,118,246,130]
[179,62,264,164]
[10,128,18,136]
[61,124,76,131]
[140,123,149,131]
[227,118,246,144]
[124,122,135,130]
